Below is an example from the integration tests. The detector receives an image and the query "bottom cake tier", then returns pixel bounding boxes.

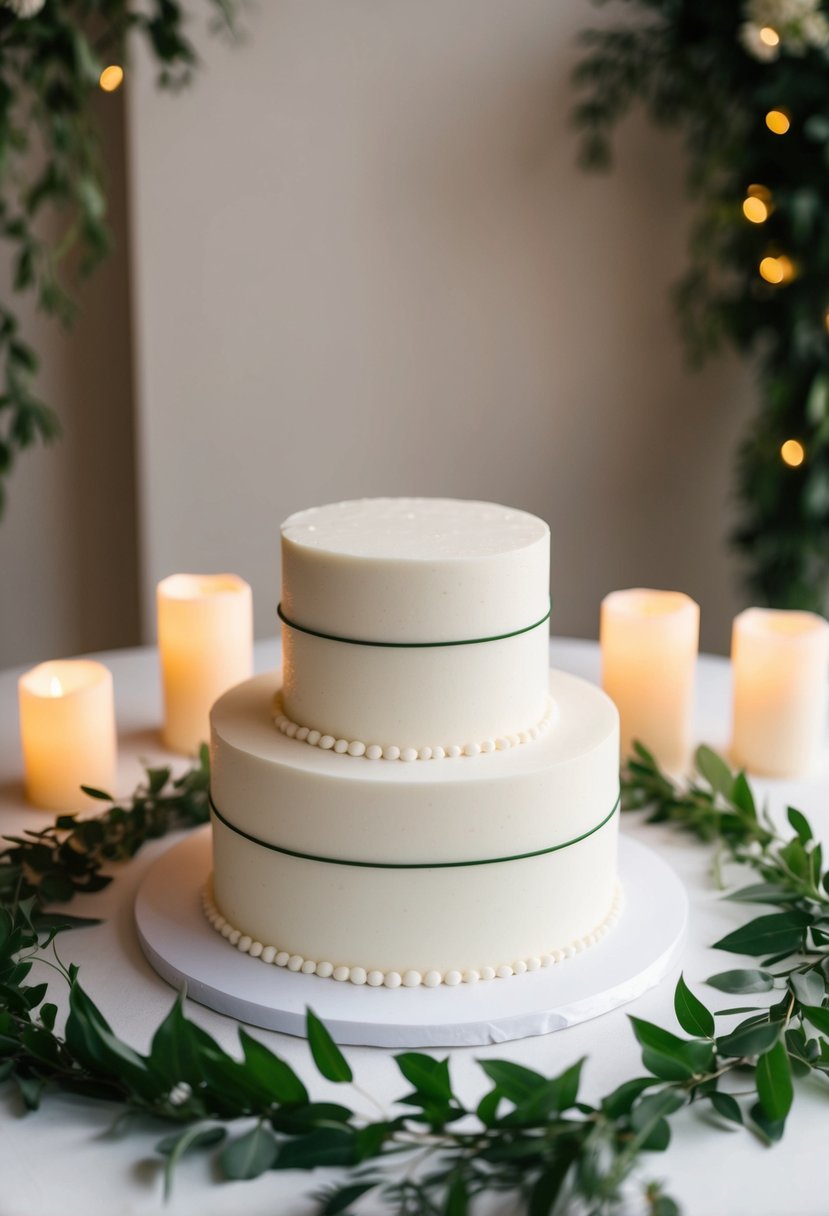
[207,668,620,988]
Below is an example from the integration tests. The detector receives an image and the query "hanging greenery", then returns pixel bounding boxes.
[574,0,829,610]
[0,0,237,515]
[2,743,829,1212]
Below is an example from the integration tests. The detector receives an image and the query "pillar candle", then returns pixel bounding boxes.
[600,588,700,772]
[157,573,253,755]
[18,660,117,811]
[731,608,829,777]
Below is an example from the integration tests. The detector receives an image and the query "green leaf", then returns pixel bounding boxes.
[527,1148,578,1216]
[750,1100,786,1144]
[306,1009,352,1084]
[273,1127,357,1170]
[157,1125,226,1199]
[727,883,800,905]
[713,911,811,958]
[445,1174,468,1216]
[786,807,813,844]
[709,1091,743,1124]
[756,1040,793,1123]
[395,1052,453,1102]
[502,1060,586,1124]
[717,1019,780,1058]
[631,1089,684,1151]
[630,1017,712,1080]
[707,969,773,994]
[789,970,825,1007]
[79,786,113,802]
[802,1004,829,1035]
[220,1123,278,1180]
[730,772,756,817]
[674,975,714,1038]
[16,1074,44,1110]
[602,1076,658,1118]
[239,1028,309,1105]
[476,1088,501,1126]
[320,1181,380,1216]
[478,1059,546,1103]
[39,1003,57,1031]
[696,746,733,797]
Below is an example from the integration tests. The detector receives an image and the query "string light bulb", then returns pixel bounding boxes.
[743,195,770,223]
[765,109,790,134]
[759,254,795,284]
[781,439,806,467]
[99,65,124,93]
[759,26,780,47]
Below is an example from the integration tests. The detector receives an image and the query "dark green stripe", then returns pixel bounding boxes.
[209,792,620,871]
[276,601,552,649]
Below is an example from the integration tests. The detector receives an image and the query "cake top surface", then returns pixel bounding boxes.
[281,498,548,562]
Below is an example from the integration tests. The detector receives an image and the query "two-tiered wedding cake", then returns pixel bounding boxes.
[203,498,621,988]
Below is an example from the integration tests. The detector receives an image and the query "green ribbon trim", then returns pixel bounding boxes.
[209,792,619,871]
[276,601,552,650]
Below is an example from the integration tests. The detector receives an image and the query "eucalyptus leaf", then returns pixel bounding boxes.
[709,1091,742,1125]
[713,911,811,958]
[220,1123,278,1180]
[716,1019,781,1058]
[674,974,714,1038]
[306,1009,353,1084]
[755,1041,793,1122]
[695,747,734,797]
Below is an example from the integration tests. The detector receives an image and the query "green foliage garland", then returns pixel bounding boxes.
[0,0,237,515]
[573,0,829,610]
[1,743,829,1212]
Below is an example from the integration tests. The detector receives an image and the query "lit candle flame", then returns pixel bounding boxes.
[49,675,63,697]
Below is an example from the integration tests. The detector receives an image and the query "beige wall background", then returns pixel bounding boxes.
[2,1,756,667]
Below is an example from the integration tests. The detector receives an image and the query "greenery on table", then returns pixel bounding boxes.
[2,744,829,1213]
[573,0,829,610]
[0,0,238,516]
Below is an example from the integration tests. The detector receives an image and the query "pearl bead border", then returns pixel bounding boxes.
[271,694,558,762]
[200,879,623,988]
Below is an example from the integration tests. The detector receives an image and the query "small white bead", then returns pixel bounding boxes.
[333,965,350,982]
[285,722,298,739]
[444,970,462,987]
[316,961,334,978]
[526,957,541,971]
[418,746,433,760]
[384,971,402,988]
[508,735,520,747]
[432,746,445,759]
[495,737,510,751]
[367,970,384,987]
[513,959,527,975]
[320,735,335,750]
[334,739,349,754]
[307,730,321,746]
[366,744,383,760]
[249,941,263,958]
[221,923,233,939]
[237,935,252,953]
[447,744,462,758]
[563,945,576,959]
[496,964,514,979]
[287,954,304,972]
[214,917,226,932]
[552,949,566,964]
[401,747,418,763]
[275,950,290,967]
[402,970,422,988]
[262,945,276,964]
[528,726,539,741]
[539,953,554,968]
[301,958,317,974]
[349,967,367,986]
[348,740,366,757]
[464,969,480,984]
[228,929,241,946]
[296,726,310,742]
[275,715,287,729]
[480,739,495,753]
[518,731,530,744]
[464,742,481,758]
[383,745,400,761]
[423,970,442,988]
[480,965,496,981]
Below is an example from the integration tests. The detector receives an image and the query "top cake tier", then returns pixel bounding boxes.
[278,497,552,752]
[281,497,550,643]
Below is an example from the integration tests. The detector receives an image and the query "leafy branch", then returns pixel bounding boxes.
[2,743,829,1212]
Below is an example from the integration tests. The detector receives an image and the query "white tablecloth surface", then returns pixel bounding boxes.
[1,638,826,1216]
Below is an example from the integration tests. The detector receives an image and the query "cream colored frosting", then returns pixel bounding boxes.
[209,669,620,977]
[279,497,551,745]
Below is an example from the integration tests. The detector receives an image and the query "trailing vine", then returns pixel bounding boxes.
[0,0,238,514]
[1,742,828,1212]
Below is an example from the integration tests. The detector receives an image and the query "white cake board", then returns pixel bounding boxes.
[135,829,687,1048]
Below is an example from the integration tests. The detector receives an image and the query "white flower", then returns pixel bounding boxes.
[168,1081,192,1107]
[4,0,46,15]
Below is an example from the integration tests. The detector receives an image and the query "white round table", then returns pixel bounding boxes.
[0,639,826,1216]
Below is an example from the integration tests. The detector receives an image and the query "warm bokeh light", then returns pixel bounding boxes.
[743,196,769,223]
[765,109,790,135]
[759,254,794,284]
[781,439,806,467]
[48,676,62,697]
[759,26,780,47]
[99,65,124,93]
[824,307,829,334]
